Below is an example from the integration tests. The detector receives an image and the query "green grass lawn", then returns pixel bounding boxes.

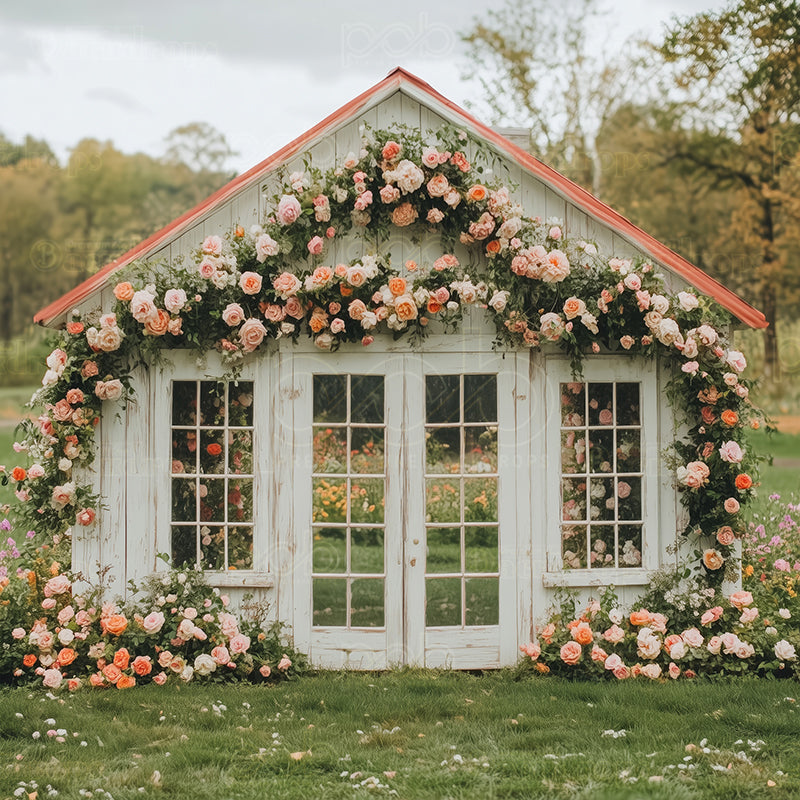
[2,673,799,799]
[747,429,800,501]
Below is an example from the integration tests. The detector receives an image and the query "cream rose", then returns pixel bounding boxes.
[774,640,797,661]
[255,233,279,262]
[164,288,187,313]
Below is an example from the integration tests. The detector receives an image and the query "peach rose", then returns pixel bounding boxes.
[393,295,418,322]
[103,614,128,636]
[240,271,263,295]
[467,184,487,202]
[117,674,136,689]
[57,647,77,666]
[391,202,418,227]
[76,507,96,526]
[113,282,135,301]
[102,663,122,683]
[728,590,753,610]
[716,526,735,546]
[66,388,84,405]
[222,303,245,327]
[563,297,586,320]
[95,379,123,401]
[130,290,158,323]
[629,609,651,626]
[702,549,724,570]
[44,574,71,597]
[559,641,582,665]
[113,648,131,670]
[152,671,168,685]
[277,194,302,225]
[540,250,570,283]
[238,319,267,353]
[132,656,152,676]
[427,174,450,197]
[255,233,279,262]
[571,621,594,646]
[388,276,407,296]
[272,271,301,299]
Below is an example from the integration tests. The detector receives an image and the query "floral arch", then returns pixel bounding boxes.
[8,123,761,588]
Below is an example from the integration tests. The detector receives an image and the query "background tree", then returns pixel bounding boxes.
[654,0,800,382]
[461,0,630,197]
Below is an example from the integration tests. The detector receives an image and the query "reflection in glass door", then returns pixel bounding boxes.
[311,374,386,629]
[424,374,500,628]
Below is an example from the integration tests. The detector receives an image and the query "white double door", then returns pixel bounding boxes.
[292,350,522,669]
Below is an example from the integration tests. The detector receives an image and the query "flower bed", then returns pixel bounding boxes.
[0,530,304,689]
[0,121,764,604]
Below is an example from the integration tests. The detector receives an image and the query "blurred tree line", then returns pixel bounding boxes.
[0,123,235,355]
[463,0,800,384]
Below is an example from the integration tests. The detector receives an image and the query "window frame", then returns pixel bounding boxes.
[542,355,660,588]
[154,352,273,588]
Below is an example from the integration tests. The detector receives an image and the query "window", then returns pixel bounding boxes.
[170,380,255,571]
[559,380,643,571]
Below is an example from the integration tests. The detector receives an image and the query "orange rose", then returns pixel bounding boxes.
[113,648,130,670]
[486,239,501,255]
[102,663,122,683]
[560,641,582,664]
[113,282,135,301]
[66,321,85,335]
[571,621,594,646]
[234,225,245,238]
[702,548,724,570]
[57,647,77,666]
[534,662,550,674]
[426,299,442,314]
[720,410,738,427]
[735,473,753,490]
[144,308,170,336]
[103,614,128,636]
[467,184,487,202]
[387,276,407,297]
[206,443,222,457]
[132,656,152,676]
[394,295,418,322]
[11,467,26,482]
[308,309,328,333]
[629,609,651,626]
[23,654,37,667]
[116,674,136,689]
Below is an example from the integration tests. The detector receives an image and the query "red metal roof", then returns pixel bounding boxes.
[35,67,768,329]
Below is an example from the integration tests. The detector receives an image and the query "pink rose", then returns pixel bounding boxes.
[559,641,582,665]
[65,388,84,405]
[719,441,744,463]
[12,627,26,639]
[238,319,267,353]
[76,507,96,526]
[613,664,630,680]
[202,235,223,255]
[142,611,165,634]
[42,668,63,689]
[623,273,641,291]
[211,646,231,666]
[520,642,541,660]
[222,303,245,327]
[278,654,292,670]
[641,663,661,679]
[354,191,373,211]
[307,236,325,255]
[276,194,302,225]
[724,497,741,514]
[681,627,704,648]
[540,250,570,283]
[43,574,71,598]
[259,664,272,678]
[668,662,681,680]
[272,272,301,299]
[739,607,758,624]
[262,303,286,323]
[379,184,400,204]
[700,606,723,626]
[130,290,158,323]
[152,671,167,686]
[603,624,625,644]
[52,399,73,422]
[239,272,263,295]
[255,233,279,262]
[198,259,216,279]
[678,461,710,489]
[726,350,747,373]
[218,613,239,638]
[164,288,187,313]
[41,598,56,610]
[229,633,251,654]
[603,653,623,671]
[95,379,123,401]
[330,318,345,334]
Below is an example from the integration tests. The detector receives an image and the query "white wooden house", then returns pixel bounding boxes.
[36,68,767,669]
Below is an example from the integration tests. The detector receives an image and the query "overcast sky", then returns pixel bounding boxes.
[1,0,723,173]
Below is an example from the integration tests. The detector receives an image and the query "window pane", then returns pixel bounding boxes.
[426,577,461,626]
[200,381,226,426]
[350,478,384,524]
[172,381,197,425]
[227,430,253,474]
[172,433,195,475]
[200,525,225,570]
[350,375,384,424]
[561,430,586,474]
[313,578,347,626]
[589,429,614,473]
[465,578,498,625]
[590,477,615,521]
[616,383,640,426]
[426,478,460,523]
[228,382,254,426]
[426,375,460,423]
[172,478,197,521]
[171,526,196,569]
[560,382,585,426]
[313,427,347,473]
[426,527,461,573]
[562,525,587,569]
[464,478,498,523]
[590,525,615,568]
[464,526,498,573]
[313,527,346,573]
[350,427,384,474]
[313,477,348,524]
[463,374,497,422]
[587,383,613,426]
[313,375,346,422]
[201,479,226,523]
[618,476,642,521]
[562,478,587,521]
[351,528,384,573]
[616,429,641,473]
[351,579,384,627]
[464,427,497,473]
[227,525,253,570]
[426,427,460,474]
[227,479,253,523]
[618,525,643,567]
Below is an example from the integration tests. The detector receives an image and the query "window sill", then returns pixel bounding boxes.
[203,571,274,589]
[542,569,650,588]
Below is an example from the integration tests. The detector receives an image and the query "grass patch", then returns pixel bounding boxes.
[747,429,800,502]
[1,673,799,799]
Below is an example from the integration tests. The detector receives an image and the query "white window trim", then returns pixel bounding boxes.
[542,355,660,588]
[153,351,273,588]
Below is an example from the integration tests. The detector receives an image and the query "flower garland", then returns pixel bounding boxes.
[2,123,763,587]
